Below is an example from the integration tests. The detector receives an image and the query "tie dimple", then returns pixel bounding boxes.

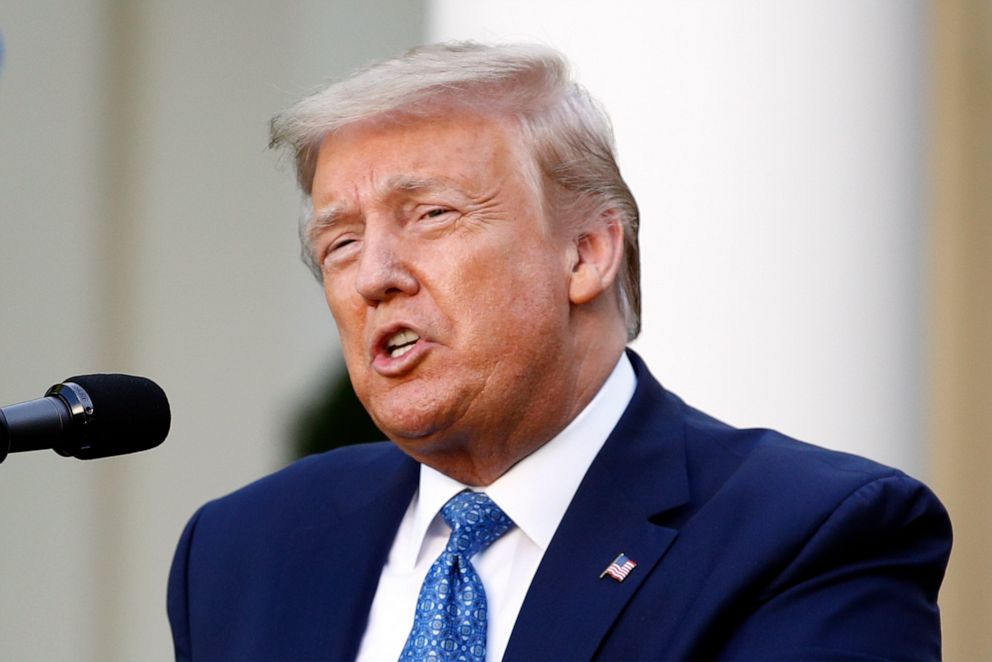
[399,492,513,662]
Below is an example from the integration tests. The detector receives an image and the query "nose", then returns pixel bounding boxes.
[354,223,418,304]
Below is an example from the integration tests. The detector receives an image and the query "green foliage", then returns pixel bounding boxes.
[292,361,385,459]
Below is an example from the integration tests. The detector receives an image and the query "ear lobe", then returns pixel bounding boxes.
[568,212,625,306]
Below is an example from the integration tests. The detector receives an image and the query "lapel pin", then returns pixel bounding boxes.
[600,553,638,582]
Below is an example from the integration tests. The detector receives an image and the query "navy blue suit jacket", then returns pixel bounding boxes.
[168,353,951,660]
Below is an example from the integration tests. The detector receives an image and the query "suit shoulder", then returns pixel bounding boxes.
[623,357,940,523]
[679,400,913,501]
[627,354,906,496]
[195,441,413,531]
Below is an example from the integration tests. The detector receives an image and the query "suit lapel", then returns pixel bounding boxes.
[504,353,690,661]
[270,449,419,660]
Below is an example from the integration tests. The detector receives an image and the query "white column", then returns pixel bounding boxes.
[429,0,927,475]
[86,2,428,658]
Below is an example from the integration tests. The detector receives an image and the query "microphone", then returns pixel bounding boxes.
[0,374,170,463]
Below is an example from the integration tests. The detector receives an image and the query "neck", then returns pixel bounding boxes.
[412,326,627,486]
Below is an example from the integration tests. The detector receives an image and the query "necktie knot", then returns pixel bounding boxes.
[441,492,513,560]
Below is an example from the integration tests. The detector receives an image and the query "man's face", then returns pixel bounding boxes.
[309,109,582,477]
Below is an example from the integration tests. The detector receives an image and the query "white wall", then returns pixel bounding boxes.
[429,0,928,475]
[0,1,424,659]
[1,2,117,658]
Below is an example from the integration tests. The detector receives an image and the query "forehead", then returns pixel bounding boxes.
[310,110,534,207]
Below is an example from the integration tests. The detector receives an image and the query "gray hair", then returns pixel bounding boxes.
[270,41,641,339]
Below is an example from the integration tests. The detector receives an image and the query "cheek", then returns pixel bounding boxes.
[330,301,374,400]
[455,251,568,343]
[324,289,366,351]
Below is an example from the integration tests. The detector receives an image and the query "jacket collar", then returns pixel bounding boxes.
[276,446,419,660]
[503,349,691,660]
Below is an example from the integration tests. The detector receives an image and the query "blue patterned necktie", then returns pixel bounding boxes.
[399,491,514,662]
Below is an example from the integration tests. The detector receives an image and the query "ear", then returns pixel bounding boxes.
[568,211,625,306]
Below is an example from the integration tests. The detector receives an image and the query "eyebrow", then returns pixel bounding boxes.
[308,174,468,242]
[313,204,343,227]
[308,203,348,247]
[386,174,462,196]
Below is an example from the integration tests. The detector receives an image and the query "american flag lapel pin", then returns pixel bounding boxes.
[600,553,638,582]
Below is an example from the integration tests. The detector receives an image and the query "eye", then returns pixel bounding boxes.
[330,237,356,252]
[319,236,360,270]
[420,207,453,221]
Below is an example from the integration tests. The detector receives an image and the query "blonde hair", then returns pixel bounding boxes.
[270,41,641,339]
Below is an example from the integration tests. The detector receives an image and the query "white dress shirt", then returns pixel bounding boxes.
[356,354,636,661]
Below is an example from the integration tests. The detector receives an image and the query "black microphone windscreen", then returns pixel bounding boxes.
[63,374,171,459]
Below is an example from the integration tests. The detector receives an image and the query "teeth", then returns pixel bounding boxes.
[391,343,415,358]
[389,329,419,346]
[386,329,420,358]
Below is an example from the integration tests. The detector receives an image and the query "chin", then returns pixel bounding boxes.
[362,378,473,443]
[374,405,474,459]
[369,401,446,442]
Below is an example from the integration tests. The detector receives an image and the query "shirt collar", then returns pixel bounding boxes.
[404,353,636,565]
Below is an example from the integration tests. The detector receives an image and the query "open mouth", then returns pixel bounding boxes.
[384,329,420,359]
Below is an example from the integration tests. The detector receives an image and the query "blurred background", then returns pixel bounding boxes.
[1,1,988,659]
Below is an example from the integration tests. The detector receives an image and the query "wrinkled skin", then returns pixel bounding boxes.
[309,109,626,484]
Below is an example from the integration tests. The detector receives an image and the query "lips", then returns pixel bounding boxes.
[371,324,430,375]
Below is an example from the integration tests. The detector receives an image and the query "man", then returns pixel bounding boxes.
[168,42,950,661]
